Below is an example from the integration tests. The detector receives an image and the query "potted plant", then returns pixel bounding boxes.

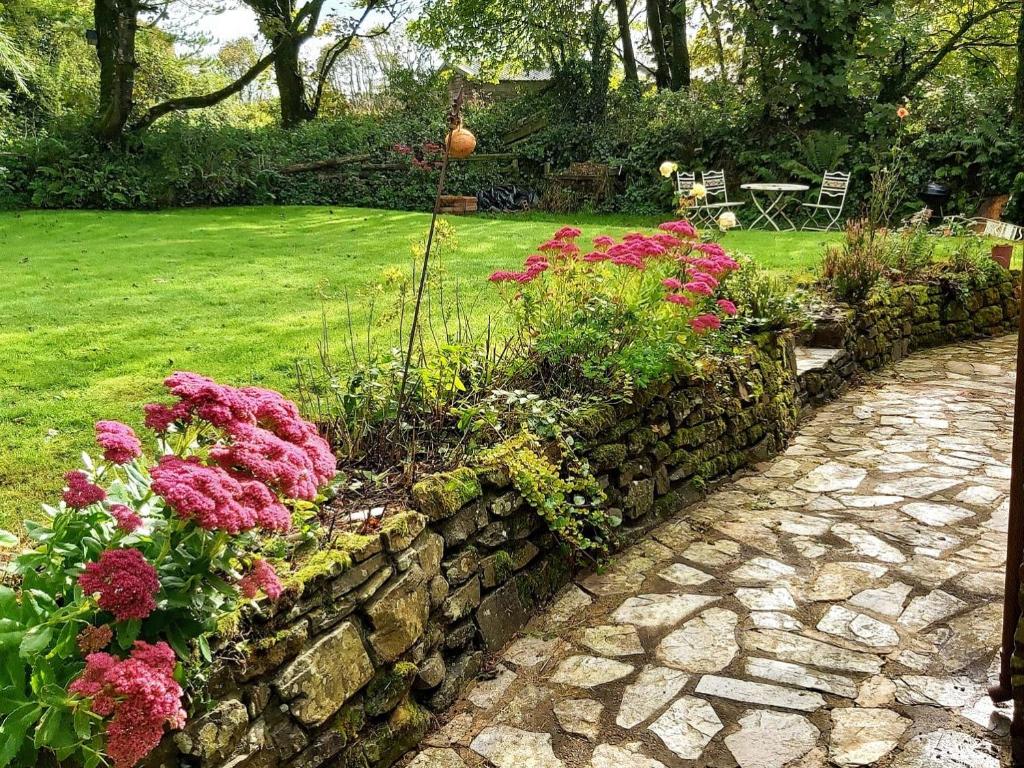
[991,241,1014,269]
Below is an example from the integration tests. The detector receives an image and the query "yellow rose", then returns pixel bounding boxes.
[718,211,738,231]
[691,183,707,200]
[659,161,678,178]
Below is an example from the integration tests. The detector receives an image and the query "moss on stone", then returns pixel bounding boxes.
[364,662,419,718]
[215,607,244,639]
[412,468,483,520]
[283,547,354,594]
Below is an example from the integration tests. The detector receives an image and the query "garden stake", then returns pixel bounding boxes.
[992,266,1024,764]
[395,88,465,436]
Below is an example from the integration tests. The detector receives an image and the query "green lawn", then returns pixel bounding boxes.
[0,206,839,531]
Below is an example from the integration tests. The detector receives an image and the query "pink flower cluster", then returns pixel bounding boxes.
[145,373,336,503]
[150,455,291,535]
[110,504,143,533]
[64,470,107,509]
[488,227,585,284]
[78,548,160,622]
[70,641,185,768]
[95,421,143,464]
[239,558,283,601]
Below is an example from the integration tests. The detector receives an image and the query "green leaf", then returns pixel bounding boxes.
[17,627,52,660]
[0,531,18,549]
[115,620,140,650]
[0,703,42,768]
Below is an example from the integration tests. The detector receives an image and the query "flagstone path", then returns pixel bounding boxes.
[403,336,1017,768]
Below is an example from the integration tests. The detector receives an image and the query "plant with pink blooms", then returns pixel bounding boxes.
[0,375,336,768]
[488,220,742,389]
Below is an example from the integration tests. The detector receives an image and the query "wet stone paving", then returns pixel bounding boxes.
[401,336,1017,768]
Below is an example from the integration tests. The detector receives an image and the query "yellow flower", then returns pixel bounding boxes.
[659,160,678,178]
[691,183,707,200]
[718,211,739,231]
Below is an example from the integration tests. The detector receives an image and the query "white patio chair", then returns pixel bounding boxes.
[674,171,695,198]
[692,170,744,228]
[801,171,851,232]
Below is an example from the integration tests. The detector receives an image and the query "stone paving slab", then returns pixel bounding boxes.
[399,336,1016,768]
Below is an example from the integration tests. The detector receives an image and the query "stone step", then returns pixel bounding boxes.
[795,345,844,375]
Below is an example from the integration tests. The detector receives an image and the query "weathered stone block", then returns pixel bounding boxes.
[442,547,480,585]
[380,511,427,553]
[441,576,481,623]
[173,698,249,764]
[412,468,482,520]
[437,500,489,549]
[364,662,418,717]
[274,621,374,727]
[364,568,430,662]
[239,621,309,682]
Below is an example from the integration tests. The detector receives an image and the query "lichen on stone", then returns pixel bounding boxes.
[412,467,483,520]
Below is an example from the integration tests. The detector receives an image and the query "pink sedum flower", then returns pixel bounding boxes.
[553,226,582,241]
[239,558,284,601]
[717,299,738,316]
[78,548,159,622]
[662,277,684,291]
[592,235,615,250]
[95,421,143,464]
[659,220,698,238]
[150,456,256,534]
[683,281,714,296]
[691,313,723,333]
[70,642,185,768]
[77,624,114,654]
[665,293,694,307]
[110,504,143,533]
[64,471,107,509]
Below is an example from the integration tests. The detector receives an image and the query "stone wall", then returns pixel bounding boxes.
[153,274,1018,768]
[798,273,1019,407]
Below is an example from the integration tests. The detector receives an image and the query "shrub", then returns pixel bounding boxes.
[722,257,807,331]
[488,220,742,392]
[0,374,336,768]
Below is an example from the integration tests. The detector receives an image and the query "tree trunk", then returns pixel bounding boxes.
[646,0,671,88]
[1015,1,1024,126]
[666,0,690,90]
[93,0,139,141]
[698,0,729,84]
[273,32,315,127]
[614,0,640,85]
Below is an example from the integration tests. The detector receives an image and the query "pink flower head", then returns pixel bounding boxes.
[691,313,723,334]
[237,478,292,533]
[239,558,284,601]
[78,549,159,622]
[683,281,714,296]
[143,402,188,433]
[95,421,142,464]
[110,504,143,533]
[553,226,582,241]
[592,235,616,250]
[489,270,518,283]
[561,242,581,256]
[717,299,738,316]
[211,423,321,501]
[583,251,609,262]
[659,220,699,238]
[538,239,565,252]
[662,277,684,291]
[64,470,107,509]
[150,456,256,533]
[70,642,185,768]
[653,234,683,248]
[524,254,548,267]
[162,372,253,430]
[665,293,694,307]
[695,241,727,259]
[687,270,720,288]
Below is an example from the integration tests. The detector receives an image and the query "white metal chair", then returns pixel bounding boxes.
[801,171,851,231]
[674,171,695,198]
[692,170,744,228]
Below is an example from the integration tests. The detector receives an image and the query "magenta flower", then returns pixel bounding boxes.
[659,220,698,238]
[553,226,582,241]
[95,421,143,464]
[78,548,159,622]
[239,558,284,601]
[665,294,693,307]
[683,281,714,296]
[110,504,143,533]
[717,299,738,316]
[583,251,609,262]
[662,277,684,290]
[64,471,107,509]
[593,235,616,250]
[691,314,722,333]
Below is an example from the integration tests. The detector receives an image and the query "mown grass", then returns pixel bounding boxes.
[0,204,923,530]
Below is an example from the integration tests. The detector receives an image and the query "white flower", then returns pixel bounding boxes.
[718,211,739,231]
[659,160,678,178]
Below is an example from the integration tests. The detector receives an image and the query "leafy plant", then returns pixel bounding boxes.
[721,257,807,331]
[0,375,334,768]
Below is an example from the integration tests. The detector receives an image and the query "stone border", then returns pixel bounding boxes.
[149,273,1018,768]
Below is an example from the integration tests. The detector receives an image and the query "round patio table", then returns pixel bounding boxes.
[741,183,810,231]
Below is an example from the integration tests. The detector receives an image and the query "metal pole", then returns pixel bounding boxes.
[992,267,1024,705]
[394,88,465,427]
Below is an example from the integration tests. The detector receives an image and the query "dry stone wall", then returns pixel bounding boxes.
[150,274,1018,768]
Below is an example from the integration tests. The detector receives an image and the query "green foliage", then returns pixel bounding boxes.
[722,257,807,331]
[477,431,613,555]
